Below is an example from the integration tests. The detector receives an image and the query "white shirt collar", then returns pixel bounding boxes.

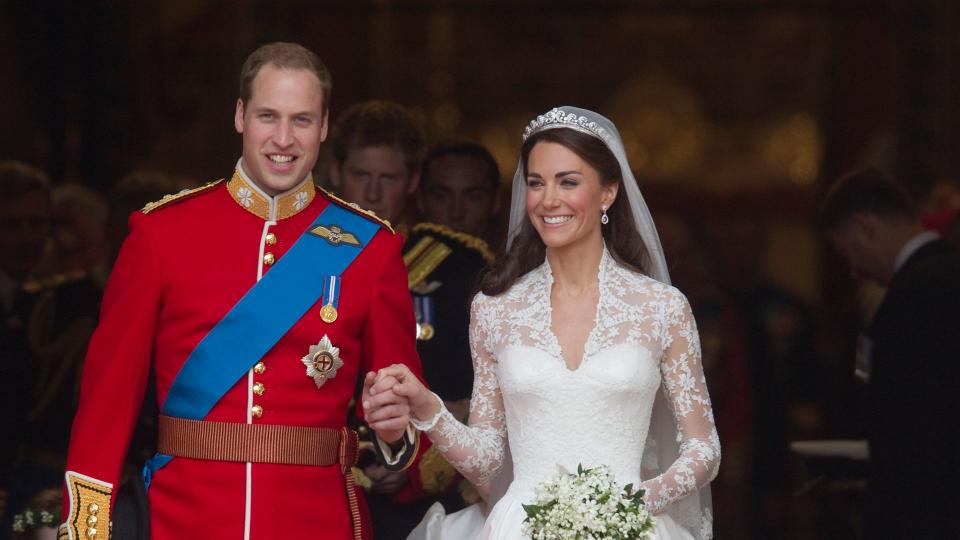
[893,230,940,274]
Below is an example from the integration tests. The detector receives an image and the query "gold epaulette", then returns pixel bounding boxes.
[141,179,223,214]
[64,471,112,540]
[21,269,89,294]
[412,222,495,263]
[320,188,395,233]
[404,235,453,290]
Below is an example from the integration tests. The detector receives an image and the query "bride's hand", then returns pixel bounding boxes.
[370,364,440,423]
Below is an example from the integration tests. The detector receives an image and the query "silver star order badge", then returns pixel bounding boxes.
[301,335,344,389]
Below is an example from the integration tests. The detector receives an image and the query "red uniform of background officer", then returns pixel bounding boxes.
[59,42,421,540]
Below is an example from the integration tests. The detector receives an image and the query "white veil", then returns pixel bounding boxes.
[497,106,713,538]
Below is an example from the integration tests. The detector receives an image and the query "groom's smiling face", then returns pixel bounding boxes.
[524,141,617,250]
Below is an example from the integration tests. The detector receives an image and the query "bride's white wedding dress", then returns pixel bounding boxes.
[408,249,720,539]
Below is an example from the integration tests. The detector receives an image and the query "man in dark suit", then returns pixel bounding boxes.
[821,168,960,539]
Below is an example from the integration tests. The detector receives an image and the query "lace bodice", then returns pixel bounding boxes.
[423,249,720,533]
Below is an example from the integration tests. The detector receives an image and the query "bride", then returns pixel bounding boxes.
[366,106,720,539]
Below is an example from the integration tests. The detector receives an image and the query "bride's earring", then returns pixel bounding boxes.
[601,205,609,225]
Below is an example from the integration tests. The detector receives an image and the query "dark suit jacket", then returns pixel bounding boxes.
[406,224,492,402]
[865,238,960,539]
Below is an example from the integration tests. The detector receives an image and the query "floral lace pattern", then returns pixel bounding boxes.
[424,248,720,537]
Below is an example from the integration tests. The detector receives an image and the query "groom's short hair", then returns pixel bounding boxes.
[239,42,332,112]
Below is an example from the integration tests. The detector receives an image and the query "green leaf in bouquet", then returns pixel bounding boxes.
[522,503,542,518]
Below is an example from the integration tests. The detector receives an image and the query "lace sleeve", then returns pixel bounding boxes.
[640,290,721,514]
[422,294,507,488]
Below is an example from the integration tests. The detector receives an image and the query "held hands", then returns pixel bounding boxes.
[363,364,440,433]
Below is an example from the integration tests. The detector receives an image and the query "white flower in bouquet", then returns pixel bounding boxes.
[522,464,656,540]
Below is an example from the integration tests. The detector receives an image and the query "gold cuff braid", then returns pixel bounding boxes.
[64,471,112,540]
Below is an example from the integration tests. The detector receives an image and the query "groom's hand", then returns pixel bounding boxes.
[362,370,410,443]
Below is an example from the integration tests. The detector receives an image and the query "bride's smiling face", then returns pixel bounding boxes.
[525,141,617,250]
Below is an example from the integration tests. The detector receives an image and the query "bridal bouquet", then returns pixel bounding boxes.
[522,464,656,540]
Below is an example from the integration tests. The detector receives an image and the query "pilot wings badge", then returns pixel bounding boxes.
[310,224,362,247]
[302,335,344,389]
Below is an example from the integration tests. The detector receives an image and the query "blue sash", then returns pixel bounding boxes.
[143,202,379,484]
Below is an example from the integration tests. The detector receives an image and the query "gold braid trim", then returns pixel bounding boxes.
[402,424,421,471]
[404,237,453,290]
[141,180,223,214]
[403,236,434,268]
[320,188,395,233]
[418,446,459,495]
[64,471,113,540]
[339,427,363,540]
[412,222,495,263]
[21,269,89,294]
[350,466,373,491]
[345,470,363,540]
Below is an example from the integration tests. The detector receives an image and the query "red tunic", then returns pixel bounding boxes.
[63,171,421,539]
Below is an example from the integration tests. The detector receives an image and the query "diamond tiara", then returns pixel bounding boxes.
[522,108,612,143]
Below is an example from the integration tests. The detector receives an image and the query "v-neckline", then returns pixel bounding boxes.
[543,250,606,372]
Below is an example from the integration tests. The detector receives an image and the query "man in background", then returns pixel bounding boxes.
[388,142,502,535]
[821,168,960,539]
[0,161,54,534]
[416,140,501,241]
[328,100,424,236]
[0,162,102,540]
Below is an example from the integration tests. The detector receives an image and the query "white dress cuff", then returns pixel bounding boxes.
[410,392,444,431]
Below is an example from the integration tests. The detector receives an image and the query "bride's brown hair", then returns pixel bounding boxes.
[479,128,651,297]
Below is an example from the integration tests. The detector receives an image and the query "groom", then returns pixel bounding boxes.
[60,42,421,540]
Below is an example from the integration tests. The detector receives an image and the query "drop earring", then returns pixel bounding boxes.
[601,205,609,225]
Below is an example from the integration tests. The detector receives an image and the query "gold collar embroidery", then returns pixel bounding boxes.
[226,169,316,220]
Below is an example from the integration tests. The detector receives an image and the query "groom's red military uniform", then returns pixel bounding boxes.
[61,169,421,539]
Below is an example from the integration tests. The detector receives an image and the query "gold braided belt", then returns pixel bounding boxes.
[158,415,358,472]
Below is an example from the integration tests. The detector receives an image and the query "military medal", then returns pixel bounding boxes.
[320,275,340,323]
[414,295,436,341]
[320,303,338,323]
[302,335,344,389]
[418,322,435,341]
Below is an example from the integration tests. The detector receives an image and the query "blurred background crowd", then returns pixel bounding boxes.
[3,1,960,539]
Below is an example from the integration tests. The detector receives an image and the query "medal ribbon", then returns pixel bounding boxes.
[324,275,341,315]
[414,295,435,340]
